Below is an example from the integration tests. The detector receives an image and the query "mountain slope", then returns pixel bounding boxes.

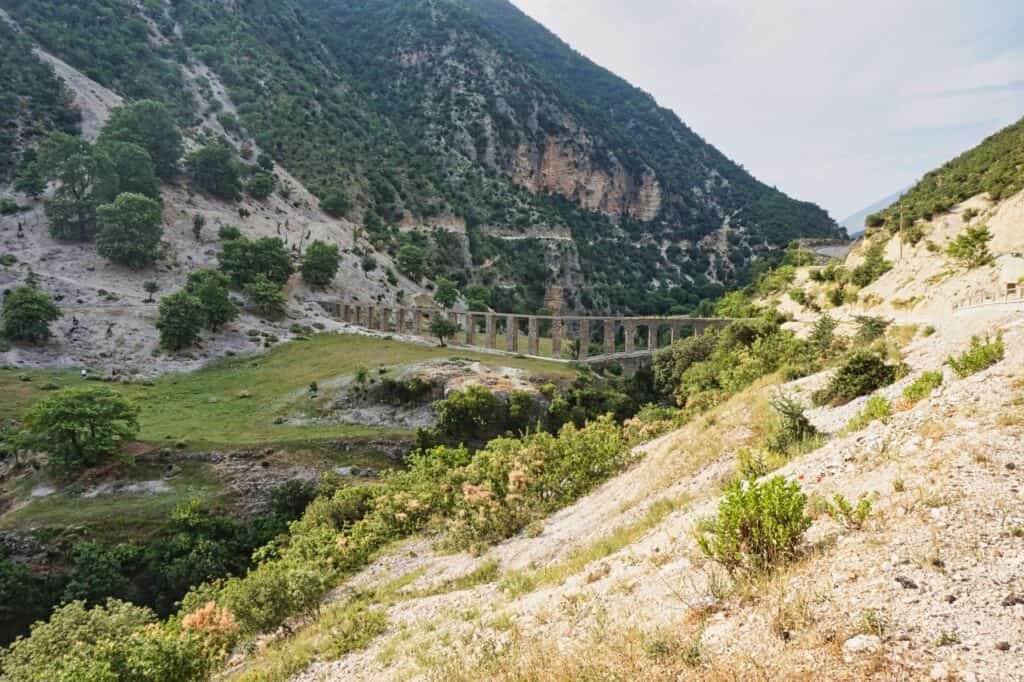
[0,0,841,316]
[868,115,1024,232]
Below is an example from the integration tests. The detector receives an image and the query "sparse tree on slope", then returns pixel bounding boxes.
[96,192,164,269]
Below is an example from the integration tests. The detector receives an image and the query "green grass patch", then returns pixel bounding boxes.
[0,333,573,448]
[0,461,221,544]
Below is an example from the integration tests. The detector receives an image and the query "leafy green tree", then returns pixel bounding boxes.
[185,144,241,200]
[95,192,164,268]
[257,153,274,171]
[98,140,160,200]
[428,313,458,347]
[0,551,54,646]
[300,240,340,287]
[946,225,994,268]
[185,269,236,330]
[320,190,350,218]
[61,543,137,606]
[433,277,458,309]
[156,291,204,350]
[36,132,118,241]
[463,284,490,311]
[143,281,159,302]
[1,284,61,344]
[246,172,274,200]
[219,236,293,287]
[0,599,213,682]
[21,386,140,472]
[13,163,46,198]
[396,244,425,281]
[100,100,183,179]
[217,224,241,241]
[244,276,286,319]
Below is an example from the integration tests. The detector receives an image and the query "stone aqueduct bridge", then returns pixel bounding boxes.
[321,302,733,362]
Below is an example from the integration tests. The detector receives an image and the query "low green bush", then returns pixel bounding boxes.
[844,395,892,432]
[697,476,811,574]
[902,371,943,404]
[765,394,820,456]
[947,335,1004,377]
[823,493,873,530]
[812,351,901,406]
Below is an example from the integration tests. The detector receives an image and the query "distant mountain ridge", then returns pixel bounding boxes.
[0,0,843,314]
[841,190,907,238]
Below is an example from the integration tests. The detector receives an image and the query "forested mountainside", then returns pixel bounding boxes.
[0,0,842,314]
[868,114,1024,233]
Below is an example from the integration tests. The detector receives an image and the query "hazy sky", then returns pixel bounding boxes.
[510,0,1024,220]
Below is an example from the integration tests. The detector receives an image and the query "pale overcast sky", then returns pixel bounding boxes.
[510,0,1024,220]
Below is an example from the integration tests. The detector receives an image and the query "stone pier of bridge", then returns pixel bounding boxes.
[320,302,733,361]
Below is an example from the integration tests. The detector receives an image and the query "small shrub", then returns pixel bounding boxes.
[844,395,892,432]
[824,493,872,530]
[853,315,891,346]
[765,393,820,455]
[812,351,900,406]
[902,371,943,404]
[946,225,994,268]
[697,476,810,574]
[851,241,892,287]
[947,335,1004,377]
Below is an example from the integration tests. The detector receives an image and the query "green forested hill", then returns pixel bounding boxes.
[868,115,1024,231]
[0,20,79,180]
[0,0,843,314]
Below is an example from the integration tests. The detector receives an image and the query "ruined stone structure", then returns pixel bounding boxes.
[320,302,733,361]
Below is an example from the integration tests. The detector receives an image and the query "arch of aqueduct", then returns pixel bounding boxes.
[321,302,733,361]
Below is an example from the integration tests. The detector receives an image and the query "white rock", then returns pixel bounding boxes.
[842,634,881,656]
[929,663,949,680]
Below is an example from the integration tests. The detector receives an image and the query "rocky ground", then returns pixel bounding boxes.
[279,305,1023,681]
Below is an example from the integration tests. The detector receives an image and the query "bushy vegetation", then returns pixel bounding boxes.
[765,394,820,456]
[19,386,139,473]
[244,276,287,319]
[219,236,293,288]
[902,371,943,405]
[697,476,810,574]
[185,144,241,200]
[947,335,1004,377]
[850,241,892,287]
[95,192,164,268]
[1,283,61,344]
[653,317,819,410]
[156,291,204,350]
[844,395,892,432]
[812,350,901,407]
[946,225,994,268]
[0,599,216,681]
[0,19,79,182]
[868,115,1024,231]
[184,270,236,331]
[300,241,340,287]
[99,100,182,179]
